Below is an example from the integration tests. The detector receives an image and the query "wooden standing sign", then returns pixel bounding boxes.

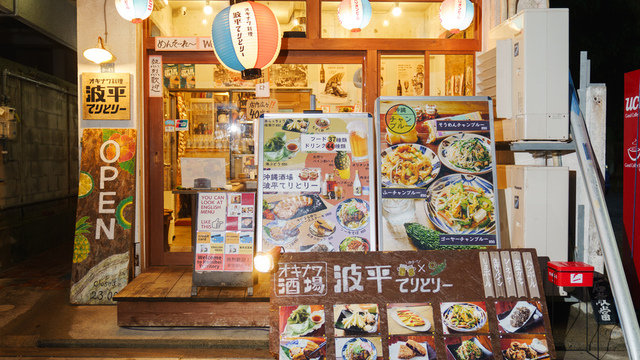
[70,129,136,304]
[270,249,555,360]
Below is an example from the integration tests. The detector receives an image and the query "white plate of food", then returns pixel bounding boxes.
[280,339,324,360]
[309,218,336,237]
[389,340,433,360]
[282,305,325,338]
[390,307,431,332]
[263,220,301,245]
[336,198,370,231]
[426,174,495,235]
[447,337,493,360]
[341,337,377,360]
[441,303,487,333]
[381,144,441,188]
[502,339,549,360]
[498,301,540,333]
[438,133,492,175]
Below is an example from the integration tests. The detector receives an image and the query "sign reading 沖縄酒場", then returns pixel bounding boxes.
[70,129,137,304]
[82,73,131,120]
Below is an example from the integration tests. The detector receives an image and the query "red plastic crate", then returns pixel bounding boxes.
[547,261,594,287]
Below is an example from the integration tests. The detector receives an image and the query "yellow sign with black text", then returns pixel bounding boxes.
[82,73,131,120]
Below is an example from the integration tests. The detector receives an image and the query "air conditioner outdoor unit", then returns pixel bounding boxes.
[487,9,569,141]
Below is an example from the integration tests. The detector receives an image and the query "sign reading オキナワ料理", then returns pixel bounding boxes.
[270,249,554,360]
[376,97,499,251]
[82,73,131,120]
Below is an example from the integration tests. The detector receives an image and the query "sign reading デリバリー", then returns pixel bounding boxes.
[82,73,131,120]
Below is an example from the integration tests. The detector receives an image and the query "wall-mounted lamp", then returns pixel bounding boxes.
[83,37,116,64]
[204,1,213,15]
[254,246,283,273]
[392,2,401,17]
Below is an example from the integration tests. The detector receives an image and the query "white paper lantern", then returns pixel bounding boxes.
[439,0,474,34]
[115,0,153,23]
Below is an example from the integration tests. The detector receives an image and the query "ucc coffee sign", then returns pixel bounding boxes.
[270,250,554,360]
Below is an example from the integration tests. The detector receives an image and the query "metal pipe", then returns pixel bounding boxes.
[2,69,76,97]
[569,76,640,358]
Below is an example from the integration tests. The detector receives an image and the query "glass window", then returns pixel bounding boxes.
[321,1,475,39]
[150,1,307,37]
[429,54,475,96]
[380,55,425,97]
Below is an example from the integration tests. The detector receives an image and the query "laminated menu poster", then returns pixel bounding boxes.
[375,97,500,251]
[258,113,376,253]
[195,192,255,272]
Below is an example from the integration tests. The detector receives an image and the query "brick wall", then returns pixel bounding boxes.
[0,58,78,269]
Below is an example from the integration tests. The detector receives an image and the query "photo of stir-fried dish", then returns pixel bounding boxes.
[439,134,492,174]
[442,303,487,332]
[381,144,440,187]
[455,339,484,360]
[427,174,494,234]
[336,198,370,231]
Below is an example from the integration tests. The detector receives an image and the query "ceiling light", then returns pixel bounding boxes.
[204,1,213,15]
[392,2,401,16]
[83,37,115,64]
[202,19,208,25]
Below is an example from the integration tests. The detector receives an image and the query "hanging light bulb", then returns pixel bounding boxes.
[383,19,389,27]
[83,37,116,64]
[204,1,213,15]
[392,2,401,16]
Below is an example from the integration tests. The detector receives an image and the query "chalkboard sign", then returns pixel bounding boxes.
[270,249,554,360]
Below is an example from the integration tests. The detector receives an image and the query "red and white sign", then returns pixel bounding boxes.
[624,70,640,284]
[547,261,594,287]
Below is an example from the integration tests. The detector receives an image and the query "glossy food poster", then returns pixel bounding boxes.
[376,97,499,251]
[258,113,376,252]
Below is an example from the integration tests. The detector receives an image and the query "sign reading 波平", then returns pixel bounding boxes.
[70,129,136,304]
[82,73,131,120]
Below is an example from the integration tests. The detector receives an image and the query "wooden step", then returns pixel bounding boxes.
[115,266,271,327]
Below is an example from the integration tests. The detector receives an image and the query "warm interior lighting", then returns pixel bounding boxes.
[83,37,115,64]
[383,19,389,27]
[293,19,299,26]
[204,1,213,15]
[254,246,283,273]
[392,3,401,16]
[202,19,208,25]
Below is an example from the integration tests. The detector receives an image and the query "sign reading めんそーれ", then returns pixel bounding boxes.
[82,73,131,120]
[270,250,554,360]
[70,129,136,304]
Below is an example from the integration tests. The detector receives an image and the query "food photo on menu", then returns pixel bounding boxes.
[444,335,494,360]
[499,334,550,360]
[279,337,327,360]
[388,335,437,360]
[260,113,374,253]
[440,302,490,335]
[279,305,326,339]
[386,303,434,335]
[333,304,380,336]
[376,99,497,252]
[335,337,383,360]
[495,301,545,334]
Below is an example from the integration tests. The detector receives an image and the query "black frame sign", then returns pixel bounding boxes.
[270,249,555,360]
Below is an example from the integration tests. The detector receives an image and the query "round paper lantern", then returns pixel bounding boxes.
[115,0,153,23]
[337,0,372,32]
[439,0,474,34]
[211,1,281,80]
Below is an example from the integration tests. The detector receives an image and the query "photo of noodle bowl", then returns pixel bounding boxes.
[438,134,492,175]
[426,174,495,235]
[381,144,440,188]
[336,198,370,231]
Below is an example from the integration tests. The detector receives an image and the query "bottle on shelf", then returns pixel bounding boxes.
[353,170,362,196]
[320,64,325,84]
[397,80,402,96]
[321,173,328,197]
[327,174,336,199]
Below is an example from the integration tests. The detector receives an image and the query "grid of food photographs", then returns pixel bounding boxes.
[375,97,500,252]
[278,300,549,360]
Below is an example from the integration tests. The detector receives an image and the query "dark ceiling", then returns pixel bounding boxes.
[0,16,77,84]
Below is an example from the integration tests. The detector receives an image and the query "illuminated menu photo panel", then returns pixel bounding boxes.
[375,97,500,251]
[258,113,376,253]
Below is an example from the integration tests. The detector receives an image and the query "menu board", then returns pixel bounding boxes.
[194,192,255,273]
[375,97,500,251]
[258,113,376,253]
[270,249,555,360]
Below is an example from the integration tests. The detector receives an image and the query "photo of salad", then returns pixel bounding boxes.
[336,198,370,231]
[438,134,492,174]
[339,237,370,251]
[381,144,440,187]
[426,174,495,235]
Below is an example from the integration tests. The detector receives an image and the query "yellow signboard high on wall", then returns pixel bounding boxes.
[82,73,131,120]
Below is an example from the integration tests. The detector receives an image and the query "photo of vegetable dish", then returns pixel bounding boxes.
[381,144,440,187]
[442,303,487,333]
[455,339,485,360]
[439,134,492,174]
[336,198,370,231]
[341,338,377,360]
[426,174,495,235]
[339,237,370,252]
[281,305,325,339]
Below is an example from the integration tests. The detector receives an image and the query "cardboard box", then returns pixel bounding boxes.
[547,261,594,287]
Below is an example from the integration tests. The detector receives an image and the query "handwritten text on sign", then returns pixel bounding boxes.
[155,37,213,51]
[246,99,278,120]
